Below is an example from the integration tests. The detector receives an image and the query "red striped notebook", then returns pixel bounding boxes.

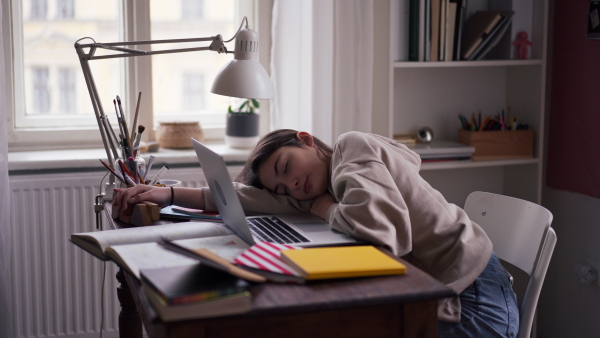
[234,242,305,284]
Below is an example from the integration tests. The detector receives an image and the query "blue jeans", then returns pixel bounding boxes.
[438,252,519,338]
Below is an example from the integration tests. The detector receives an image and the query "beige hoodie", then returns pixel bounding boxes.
[203,131,492,322]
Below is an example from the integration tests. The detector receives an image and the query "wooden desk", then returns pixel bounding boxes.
[104,201,455,338]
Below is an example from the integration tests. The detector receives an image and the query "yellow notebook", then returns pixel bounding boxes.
[280,246,406,280]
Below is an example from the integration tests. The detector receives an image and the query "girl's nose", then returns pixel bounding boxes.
[286,177,299,190]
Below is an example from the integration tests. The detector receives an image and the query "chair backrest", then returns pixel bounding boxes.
[464,191,556,338]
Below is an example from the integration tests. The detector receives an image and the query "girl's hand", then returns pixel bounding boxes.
[112,185,171,215]
[310,192,337,220]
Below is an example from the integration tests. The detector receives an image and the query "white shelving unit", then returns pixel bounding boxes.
[386,0,548,205]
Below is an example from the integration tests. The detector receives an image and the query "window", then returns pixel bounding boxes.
[6,0,252,150]
[56,0,74,20]
[59,68,76,114]
[30,0,47,20]
[182,0,203,20]
[182,73,205,111]
[31,67,50,114]
[149,0,237,128]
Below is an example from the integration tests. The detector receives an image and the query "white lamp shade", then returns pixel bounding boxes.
[211,59,274,99]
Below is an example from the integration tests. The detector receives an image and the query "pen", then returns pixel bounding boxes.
[99,159,126,184]
[117,96,133,157]
[144,155,155,182]
[149,165,169,186]
[131,92,142,141]
[118,159,137,186]
[128,157,138,184]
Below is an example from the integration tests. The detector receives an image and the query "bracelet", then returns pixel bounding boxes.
[169,186,174,206]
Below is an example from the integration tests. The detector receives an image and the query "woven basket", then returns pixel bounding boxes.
[156,121,204,149]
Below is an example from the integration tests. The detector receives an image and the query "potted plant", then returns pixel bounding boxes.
[225,99,260,149]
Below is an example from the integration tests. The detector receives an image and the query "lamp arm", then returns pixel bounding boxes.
[75,35,228,61]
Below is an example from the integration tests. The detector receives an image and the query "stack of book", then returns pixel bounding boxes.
[409,0,468,61]
[141,264,252,322]
[460,10,515,60]
[407,140,475,162]
[407,1,515,62]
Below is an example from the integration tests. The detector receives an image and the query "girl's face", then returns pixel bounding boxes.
[257,133,329,200]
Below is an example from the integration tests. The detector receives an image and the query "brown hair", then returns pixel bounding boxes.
[235,129,333,188]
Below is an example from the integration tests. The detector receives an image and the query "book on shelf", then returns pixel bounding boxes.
[70,221,250,278]
[460,10,505,60]
[470,11,514,61]
[408,0,467,62]
[159,205,222,222]
[140,263,250,306]
[430,0,441,61]
[438,0,447,60]
[407,140,475,161]
[409,0,428,61]
[393,134,417,145]
[408,0,420,61]
[279,246,407,280]
[144,284,251,322]
[451,0,467,61]
[444,0,458,60]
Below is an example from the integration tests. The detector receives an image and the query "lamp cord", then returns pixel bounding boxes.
[75,36,96,44]
[224,16,249,43]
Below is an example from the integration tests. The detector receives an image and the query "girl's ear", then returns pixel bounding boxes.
[296,131,315,147]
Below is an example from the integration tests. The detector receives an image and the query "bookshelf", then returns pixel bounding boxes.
[383,0,548,205]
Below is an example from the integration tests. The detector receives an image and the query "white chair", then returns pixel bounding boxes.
[464,191,557,338]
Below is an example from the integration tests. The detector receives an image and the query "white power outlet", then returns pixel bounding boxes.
[575,259,600,285]
[587,259,600,287]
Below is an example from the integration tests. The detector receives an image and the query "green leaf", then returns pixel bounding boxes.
[251,99,260,108]
[228,106,233,113]
[238,100,248,113]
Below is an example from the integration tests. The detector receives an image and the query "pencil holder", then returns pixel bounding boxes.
[458,129,534,161]
[114,155,146,186]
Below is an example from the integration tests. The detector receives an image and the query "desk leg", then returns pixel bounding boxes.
[116,268,142,338]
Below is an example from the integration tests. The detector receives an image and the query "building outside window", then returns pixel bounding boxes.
[182,73,205,111]
[7,0,247,149]
[59,68,76,114]
[31,67,50,114]
[56,0,75,20]
[30,0,47,20]
[182,0,203,20]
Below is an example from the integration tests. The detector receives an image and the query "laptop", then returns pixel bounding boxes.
[191,138,360,248]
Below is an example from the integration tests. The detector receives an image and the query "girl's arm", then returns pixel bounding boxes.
[310,192,337,220]
[113,186,205,213]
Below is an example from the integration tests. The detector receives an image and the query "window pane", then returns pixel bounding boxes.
[59,67,76,114]
[150,0,235,127]
[31,67,50,114]
[18,0,122,128]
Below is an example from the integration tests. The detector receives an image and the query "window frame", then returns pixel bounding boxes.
[5,0,258,152]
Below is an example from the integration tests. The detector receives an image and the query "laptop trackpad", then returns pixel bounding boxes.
[295,223,332,233]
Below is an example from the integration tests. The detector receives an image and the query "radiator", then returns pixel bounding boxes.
[8,166,241,338]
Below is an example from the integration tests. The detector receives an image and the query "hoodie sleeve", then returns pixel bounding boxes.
[326,132,422,256]
[202,182,313,214]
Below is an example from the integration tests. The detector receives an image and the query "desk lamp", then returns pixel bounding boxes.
[74,16,273,189]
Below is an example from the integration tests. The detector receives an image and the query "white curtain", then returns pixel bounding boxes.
[270,0,374,146]
[0,1,14,337]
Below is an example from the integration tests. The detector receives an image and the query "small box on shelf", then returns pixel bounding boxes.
[457,129,534,161]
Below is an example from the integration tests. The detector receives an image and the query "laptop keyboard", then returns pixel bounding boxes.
[247,217,310,244]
